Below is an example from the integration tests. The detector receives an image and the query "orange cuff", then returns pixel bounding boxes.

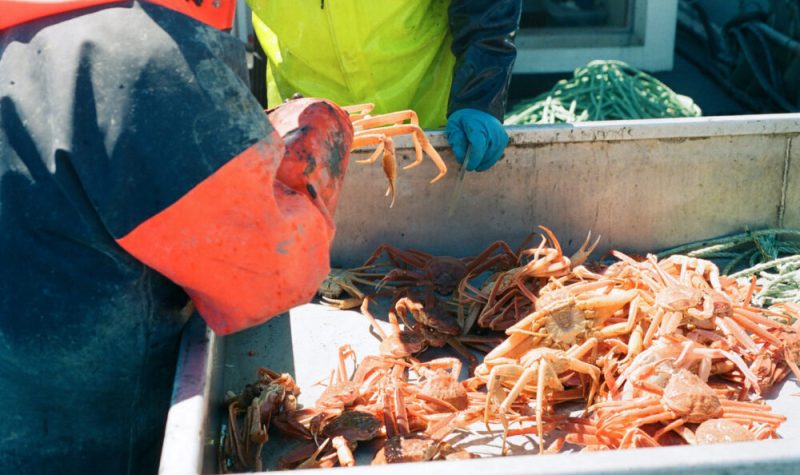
[118,99,353,335]
[117,137,330,335]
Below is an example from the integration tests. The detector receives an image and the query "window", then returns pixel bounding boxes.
[514,0,678,73]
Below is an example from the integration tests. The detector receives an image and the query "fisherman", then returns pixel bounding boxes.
[249,0,522,172]
[0,1,353,473]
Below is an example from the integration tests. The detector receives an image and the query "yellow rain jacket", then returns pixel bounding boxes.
[249,0,521,129]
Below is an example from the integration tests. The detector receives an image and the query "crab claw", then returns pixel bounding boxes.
[322,295,364,310]
[570,231,601,268]
[295,438,333,469]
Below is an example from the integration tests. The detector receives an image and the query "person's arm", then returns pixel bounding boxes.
[446,0,522,171]
[66,5,353,335]
[448,0,521,120]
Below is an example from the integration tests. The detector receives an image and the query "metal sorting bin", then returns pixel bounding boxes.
[159,114,800,475]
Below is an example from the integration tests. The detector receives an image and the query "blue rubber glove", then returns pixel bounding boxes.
[445,109,509,172]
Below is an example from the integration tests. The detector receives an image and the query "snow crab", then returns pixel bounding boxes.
[221,368,301,472]
[592,369,784,445]
[477,339,601,453]
[344,103,447,207]
[365,240,519,296]
[361,294,498,370]
[318,266,382,310]
[459,226,601,331]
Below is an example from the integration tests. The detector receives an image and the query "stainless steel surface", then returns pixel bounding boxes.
[447,145,470,217]
[161,113,800,474]
[332,114,800,267]
[159,316,222,475]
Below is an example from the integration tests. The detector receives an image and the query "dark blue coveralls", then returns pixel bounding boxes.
[0,2,353,473]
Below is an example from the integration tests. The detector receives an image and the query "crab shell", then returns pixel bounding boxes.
[663,370,722,423]
[542,298,589,345]
[372,435,441,464]
[321,411,383,442]
[423,257,468,295]
[379,331,428,358]
[655,285,703,312]
[421,370,469,411]
[695,419,755,445]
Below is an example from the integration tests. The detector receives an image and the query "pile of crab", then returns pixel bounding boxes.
[473,245,799,453]
[223,226,800,470]
[221,347,494,470]
[319,226,598,369]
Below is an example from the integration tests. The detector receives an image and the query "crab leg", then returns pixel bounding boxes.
[352,110,419,129]
[535,361,548,454]
[342,102,375,119]
[375,124,441,175]
[382,139,397,207]
[351,134,386,164]
[356,124,446,183]
[570,230,602,267]
[445,336,478,373]
[482,331,528,361]
[354,111,425,171]
[331,436,355,467]
[483,364,521,429]
[351,133,398,205]
[718,316,759,353]
[653,418,687,440]
[360,298,389,340]
[734,307,788,330]
[338,345,356,384]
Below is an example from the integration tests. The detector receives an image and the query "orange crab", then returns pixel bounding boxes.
[342,103,447,207]
[477,338,602,454]
[591,369,785,446]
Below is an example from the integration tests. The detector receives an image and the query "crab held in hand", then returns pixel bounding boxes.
[343,103,447,207]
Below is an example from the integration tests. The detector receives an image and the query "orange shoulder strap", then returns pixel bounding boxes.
[0,0,235,31]
[0,0,122,30]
